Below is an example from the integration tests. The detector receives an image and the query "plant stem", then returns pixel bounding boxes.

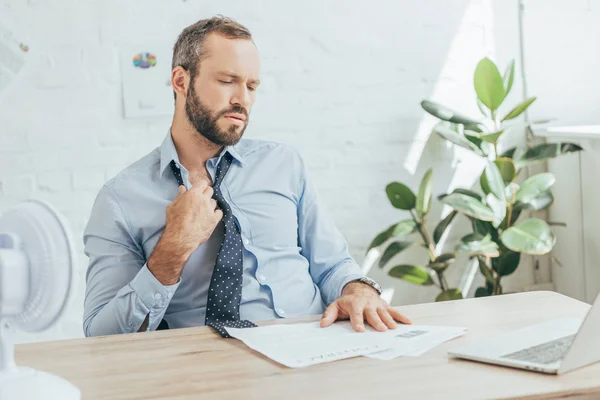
[435,271,448,292]
[410,210,436,262]
[494,277,502,295]
[492,111,499,132]
[491,112,500,160]
[506,191,516,228]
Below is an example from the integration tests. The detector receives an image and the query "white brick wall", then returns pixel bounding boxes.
[1,0,526,343]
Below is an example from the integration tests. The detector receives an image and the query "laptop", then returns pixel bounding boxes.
[448,292,600,374]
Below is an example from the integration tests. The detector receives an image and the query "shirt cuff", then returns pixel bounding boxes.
[337,272,366,299]
[321,261,364,304]
[129,264,181,310]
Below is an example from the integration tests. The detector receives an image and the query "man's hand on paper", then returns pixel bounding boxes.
[320,282,412,332]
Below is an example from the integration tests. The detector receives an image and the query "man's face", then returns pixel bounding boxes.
[185,33,260,146]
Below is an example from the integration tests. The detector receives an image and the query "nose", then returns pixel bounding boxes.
[230,83,252,109]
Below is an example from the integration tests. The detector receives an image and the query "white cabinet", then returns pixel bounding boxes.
[536,126,600,303]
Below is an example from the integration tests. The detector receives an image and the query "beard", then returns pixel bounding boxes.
[185,83,249,147]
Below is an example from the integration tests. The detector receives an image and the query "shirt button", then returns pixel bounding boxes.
[243,238,250,245]
[154,293,162,300]
[258,275,266,283]
[278,309,285,316]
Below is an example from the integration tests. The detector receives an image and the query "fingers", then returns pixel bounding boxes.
[178,185,186,194]
[320,303,339,328]
[209,198,218,210]
[377,307,398,330]
[365,308,387,332]
[388,307,412,325]
[348,307,365,332]
[193,179,209,192]
[214,209,224,222]
[203,186,214,197]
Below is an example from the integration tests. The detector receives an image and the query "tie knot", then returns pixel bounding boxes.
[214,152,233,188]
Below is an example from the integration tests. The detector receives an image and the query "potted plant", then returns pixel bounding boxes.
[369,57,582,301]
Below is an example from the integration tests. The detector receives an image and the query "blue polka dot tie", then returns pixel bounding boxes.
[170,154,256,338]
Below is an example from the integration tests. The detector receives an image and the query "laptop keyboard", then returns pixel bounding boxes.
[501,334,576,365]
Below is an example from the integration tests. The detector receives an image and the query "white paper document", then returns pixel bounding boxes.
[226,321,467,368]
[365,326,467,360]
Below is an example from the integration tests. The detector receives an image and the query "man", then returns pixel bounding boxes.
[83,16,410,337]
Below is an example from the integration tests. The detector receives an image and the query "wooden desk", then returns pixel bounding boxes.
[15,291,600,399]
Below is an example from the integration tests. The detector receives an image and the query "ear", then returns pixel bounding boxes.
[172,66,190,100]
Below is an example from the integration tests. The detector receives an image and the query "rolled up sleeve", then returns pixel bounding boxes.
[83,184,179,337]
[296,152,364,306]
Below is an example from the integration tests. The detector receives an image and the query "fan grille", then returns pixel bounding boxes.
[0,200,75,332]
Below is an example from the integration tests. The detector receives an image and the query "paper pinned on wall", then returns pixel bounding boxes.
[226,321,467,368]
[0,17,32,101]
[120,45,174,118]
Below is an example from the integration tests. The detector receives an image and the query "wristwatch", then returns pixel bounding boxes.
[345,276,383,296]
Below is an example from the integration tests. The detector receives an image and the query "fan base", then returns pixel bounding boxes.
[0,366,80,400]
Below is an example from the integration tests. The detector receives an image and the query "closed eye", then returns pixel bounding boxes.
[219,80,233,85]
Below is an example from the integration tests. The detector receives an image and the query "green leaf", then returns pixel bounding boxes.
[386,182,416,210]
[428,253,456,273]
[501,218,556,255]
[420,100,481,125]
[436,253,456,263]
[484,162,506,202]
[481,158,516,195]
[501,147,517,159]
[515,173,555,204]
[388,265,434,286]
[367,220,417,252]
[456,233,499,257]
[367,228,393,252]
[477,99,490,119]
[464,123,484,133]
[464,132,491,157]
[391,219,418,236]
[439,188,483,202]
[517,143,583,168]
[474,58,506,112]
[475,286,492,297]
[471,218,499,242]
[416,168,433,219]
[515,191,554,211]
[477,257,495,284]
[486,193,506,229]
[436,289,463,302]
[492,250,521,276]
[379,241,414,268]
[500,207,522,230]
[480,173,491,196]
[503,60,515,95]
[433,123,484,156]
[433,210,458,244]
[495,158,517,184]
[480,130,504,144]
[440,193,496,221]
[505,182,520,203]
[502,97,537,122]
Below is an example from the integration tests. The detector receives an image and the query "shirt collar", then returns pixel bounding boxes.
[159,130,246,176]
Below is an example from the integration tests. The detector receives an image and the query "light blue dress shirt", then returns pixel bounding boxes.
[83,132,364,337]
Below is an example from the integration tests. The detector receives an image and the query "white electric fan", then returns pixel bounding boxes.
[0,199,81,399]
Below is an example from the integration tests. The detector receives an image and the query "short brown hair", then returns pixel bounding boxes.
[172,16,252,99]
